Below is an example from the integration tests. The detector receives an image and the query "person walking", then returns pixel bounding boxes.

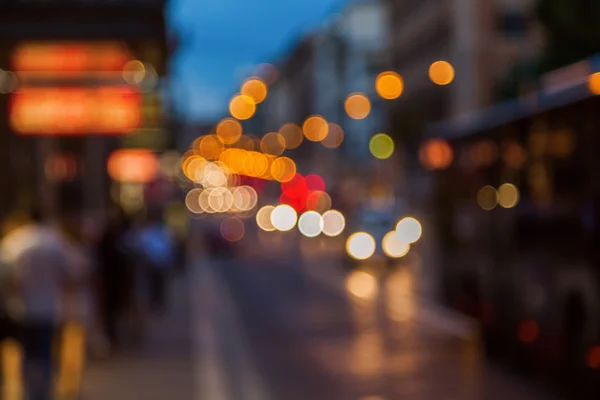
[0,209,77,400]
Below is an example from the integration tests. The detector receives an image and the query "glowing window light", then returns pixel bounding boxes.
[298,211,324,238]
[346,232,376,260]
[369,133,395,160]
[429,61,455,86]
[229,94,256,120]
[395,217,422,244]
[256,205,276,232]
[344,93,371,120]
[107,149,157,183]
[241,77,268,104]
[270,204,298,232]
[375,71,403,100]
[322,210,345,237]
[498,183,519,209]
[382,231,410,258]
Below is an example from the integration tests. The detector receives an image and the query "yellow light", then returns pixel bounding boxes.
[375,71,403,100]
[429,61,455,86]
[185,188,204,214]
[344,93,371,120]
[278,123,304,150]
[270,157,296,182]
[241,77,268,104]
[369,133,394,160]
[256,205,276,232]
[395,217,422,244]
[322,210,345,237]
[302,115,329,142]
[260,132,286,156]
[346,270,378,300]
[298,211,324,238]
[498,183,519,209]
[382,231,410,258]
[220,217,245,242]
[346,232,376,260]
[589,72,600,95]
[216,118,242,145]
[321,123,344,149]
[477,185,499,210]
[270,204,298,232]
[229,94,256,120]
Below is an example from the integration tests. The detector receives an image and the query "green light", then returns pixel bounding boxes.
[369,133,394,160]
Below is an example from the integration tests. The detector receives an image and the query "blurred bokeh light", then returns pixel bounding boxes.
[346,270,378,300]
[216,118,243,145]
[345,93,371,120]
[241,77,268,104]
[429,61,455,85]
[395,217,422,244]
[229,94,256,120]
[260,132,286,156]
[498,183,519,209]
[220,217,245,242]
[256,205,276,232]
[302,115,329,142]
[321,123,344,149]
[298,211,324,238]
[382,231,410,258]
[321,210,345,237]
[477,186,499,211]
[375,71,403,100]
[369,134,395,160]
[278,123,304,150]
[346,232,376,260]
[419,139,453,170]
[270,204,298,232]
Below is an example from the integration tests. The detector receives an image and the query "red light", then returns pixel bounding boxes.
[107,149,158,183]
[10,86,141,135]
[281,173,308,199]
[586,346,600,369]
[305,174,326,192]
[518,319,539,343]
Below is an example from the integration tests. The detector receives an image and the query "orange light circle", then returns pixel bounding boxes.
[344,93,371,120]
[322,123,344,149]
[279,123,304,150]
[220,217,245,242]
[235,135,255,151]
[589,72,600,95]
[271,157,297,182]
[241,77,268,104]
[375,71,404,100]
[260,132,286,156]
[216,118,242,145]
[419,139,454,170]
[229,94,256,120]
[199,135,225,160]
[302,116,329,142]
[429,61,455,86]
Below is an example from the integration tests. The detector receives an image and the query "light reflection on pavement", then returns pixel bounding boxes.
[211,229,559,400]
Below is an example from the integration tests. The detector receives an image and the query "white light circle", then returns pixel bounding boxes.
[382,231,410,258]
[298,211,324,238]
[346,232,376,260]
[322,210,345,237]
[395,217,422,244]
[270,205,298,232]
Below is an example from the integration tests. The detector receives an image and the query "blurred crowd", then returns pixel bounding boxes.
[0,205,179,400]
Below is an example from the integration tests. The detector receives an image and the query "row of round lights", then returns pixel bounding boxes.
[256,205,346,237]
[185,186,258,215]
[346,217,422,261]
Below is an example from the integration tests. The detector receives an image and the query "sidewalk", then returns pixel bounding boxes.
[81,272,195,400]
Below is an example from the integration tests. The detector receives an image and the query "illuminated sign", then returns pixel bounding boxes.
[10,86,141,135]
[12,42,132,76]
[107,149,158,183]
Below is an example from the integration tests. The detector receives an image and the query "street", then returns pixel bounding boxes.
[196,230,560,400]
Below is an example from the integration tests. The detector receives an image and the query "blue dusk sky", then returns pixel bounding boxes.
[167,0,347,121]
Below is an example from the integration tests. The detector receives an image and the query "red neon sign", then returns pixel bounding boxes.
[12,42,132,75]
[10,86,141,135]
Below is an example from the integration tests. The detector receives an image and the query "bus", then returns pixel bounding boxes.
[425,58,600,396]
